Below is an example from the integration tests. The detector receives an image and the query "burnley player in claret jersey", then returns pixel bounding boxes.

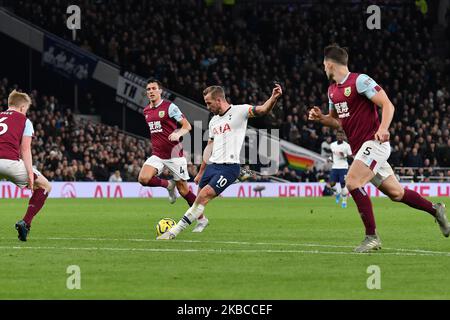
[0,90,52,241]
[309,44,449,253]
[138,79,208,232]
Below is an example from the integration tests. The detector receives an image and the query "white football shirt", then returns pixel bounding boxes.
[330,141,352,169]
[208,104,253,164]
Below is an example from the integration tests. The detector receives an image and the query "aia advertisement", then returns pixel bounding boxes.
[0,182,449,199]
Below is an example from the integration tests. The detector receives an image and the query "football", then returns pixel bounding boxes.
[156,218,176,237]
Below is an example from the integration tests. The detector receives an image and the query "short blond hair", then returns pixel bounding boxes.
[203,86,226,100]
[8,90,31,107]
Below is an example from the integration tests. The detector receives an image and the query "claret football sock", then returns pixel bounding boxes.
[182,191,197,207]
[400,188,436,217]
[147,177,169,188]
[350,187,376,235]
[23,188,49,226]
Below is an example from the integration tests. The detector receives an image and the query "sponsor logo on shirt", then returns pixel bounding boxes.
[335,102,350,119]
[148,121,163,133]
[212,123,231,135]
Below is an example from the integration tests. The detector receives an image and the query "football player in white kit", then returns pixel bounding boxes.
[157,84,282,239]
[329,130,352,208]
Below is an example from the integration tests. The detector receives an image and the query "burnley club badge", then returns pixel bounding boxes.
[344,87,352,97]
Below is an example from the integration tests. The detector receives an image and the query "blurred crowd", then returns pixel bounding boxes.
[1,0,449,182]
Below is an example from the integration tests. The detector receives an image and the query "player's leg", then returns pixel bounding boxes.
[157,183,216,240]
[157,164,240,240]
[347,160,381,253]
[157,164,214,239]
[167,157,197,207]
[348,140,392,252]
[376,168,450,237]
[18,174,52,238]
[164,185,217,239]
[166,157,209,230]
[138,156,176,203]
[329,170,340,203]
[2,159,52,241]
[175,179,209,232]
[340,170,349,208]
[346,160,377,237]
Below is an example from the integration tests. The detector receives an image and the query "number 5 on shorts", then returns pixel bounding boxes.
[363,147,372,156]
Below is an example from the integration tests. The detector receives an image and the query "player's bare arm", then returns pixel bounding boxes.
[308,107,341,129]
[168,118,192,142]
[252,84,283,116]
[20,135,34,191]
[370,89,395,143]
[194,139,213,185]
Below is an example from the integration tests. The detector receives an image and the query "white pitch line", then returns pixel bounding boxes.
[30,236,450,256]
[0,245,449,257]
[1,237,450,257]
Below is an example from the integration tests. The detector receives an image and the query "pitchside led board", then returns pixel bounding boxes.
[0,182,448,199]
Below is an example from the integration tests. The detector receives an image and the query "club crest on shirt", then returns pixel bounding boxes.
[344,87,352,97]
[159,111,165,118]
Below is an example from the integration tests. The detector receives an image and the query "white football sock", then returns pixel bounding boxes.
[171,203,205,236]
[341,186,349,202]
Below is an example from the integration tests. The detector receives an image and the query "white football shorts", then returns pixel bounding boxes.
[354,140,395,187]
[0,159,42,188]
[144,155,190,181]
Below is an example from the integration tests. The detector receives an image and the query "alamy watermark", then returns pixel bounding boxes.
[66,5,81,41]
[66,265,81,290]
[366,5,381,30]
[366,265,381,290]
[166,121,281,176]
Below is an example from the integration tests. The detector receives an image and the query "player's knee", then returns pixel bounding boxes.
[197,188,215,206]
[138,175,151,186]
[345,177,358,192]
[45,182,52,194]
[36,177,52,193]
[388,188,404,202]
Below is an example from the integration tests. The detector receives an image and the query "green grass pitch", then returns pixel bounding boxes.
[0,197,449,299]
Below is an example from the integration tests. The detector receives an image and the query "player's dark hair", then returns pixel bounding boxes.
[324,44,349,66]
[147,78,163,89]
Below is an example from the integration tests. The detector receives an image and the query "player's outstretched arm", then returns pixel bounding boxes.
[370,90,395,142]
[20,136,34,191]
[168,118,192,142]
[308,107,341,129]
[252,84,283,116]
